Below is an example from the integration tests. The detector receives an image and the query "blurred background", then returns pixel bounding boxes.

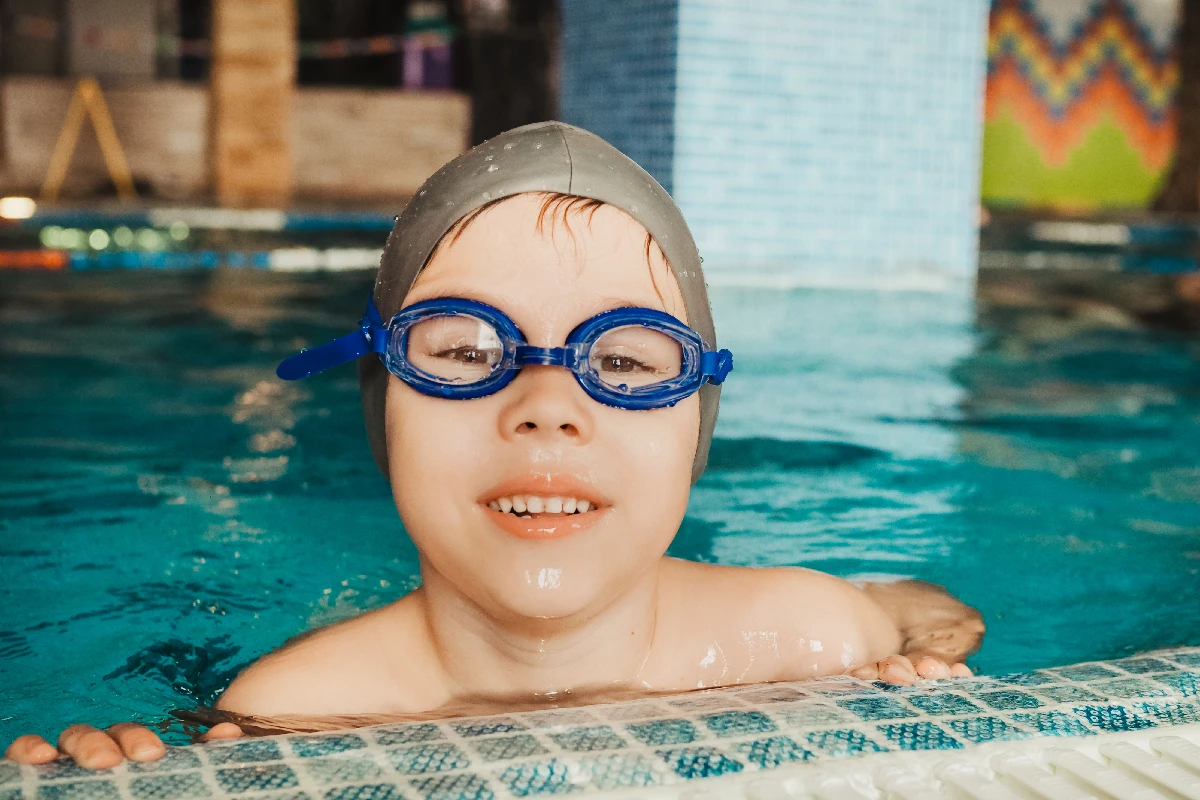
[2,0,1200,741]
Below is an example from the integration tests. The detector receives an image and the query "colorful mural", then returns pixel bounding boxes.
[982,0,1180,210]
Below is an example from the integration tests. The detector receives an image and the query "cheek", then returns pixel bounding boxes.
[604,397,699,524]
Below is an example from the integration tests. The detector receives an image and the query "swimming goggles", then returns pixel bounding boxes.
[277,296,733,410]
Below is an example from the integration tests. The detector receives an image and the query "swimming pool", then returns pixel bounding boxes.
[1,268,1198,746]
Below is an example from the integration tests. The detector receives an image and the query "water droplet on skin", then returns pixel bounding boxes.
[487,164,499,172]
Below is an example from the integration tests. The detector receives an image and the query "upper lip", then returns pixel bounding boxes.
[478,474,608,509]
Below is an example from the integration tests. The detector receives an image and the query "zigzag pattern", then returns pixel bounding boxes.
[986,0,1177,169]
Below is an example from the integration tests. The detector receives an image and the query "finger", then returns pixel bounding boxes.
[5,734,59,764]
[58,725,123,770]
[915,657,951,680]
[850,664,879,680]
[950,662,973,678]
[878,655,917,686]
[108,724,165,762]
[200,723,244,742]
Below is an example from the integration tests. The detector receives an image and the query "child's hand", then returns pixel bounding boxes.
[850,654,972,686]
[5,723,243,768]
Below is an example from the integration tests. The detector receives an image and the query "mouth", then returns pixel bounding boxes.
[479,479,607,540]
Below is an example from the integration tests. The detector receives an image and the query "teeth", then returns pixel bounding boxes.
[487,494,597,516]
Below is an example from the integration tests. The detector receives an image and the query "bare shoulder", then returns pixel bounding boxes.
[216,594,443,717]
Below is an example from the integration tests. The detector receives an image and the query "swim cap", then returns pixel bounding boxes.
[360,121,720,483]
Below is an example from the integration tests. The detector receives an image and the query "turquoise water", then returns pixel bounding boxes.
[1,269,1198,745]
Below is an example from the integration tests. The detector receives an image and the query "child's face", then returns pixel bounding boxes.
[384,193,699,621]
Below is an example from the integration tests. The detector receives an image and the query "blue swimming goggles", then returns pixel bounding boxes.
[277,296,733,410]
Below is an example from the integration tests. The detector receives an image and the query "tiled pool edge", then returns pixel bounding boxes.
[7,647,1200,800]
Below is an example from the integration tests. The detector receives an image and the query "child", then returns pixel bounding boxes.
[7,122,983,769]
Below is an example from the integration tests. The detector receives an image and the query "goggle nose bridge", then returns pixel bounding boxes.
[513,343,585,369]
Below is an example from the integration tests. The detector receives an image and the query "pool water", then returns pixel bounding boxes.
[1,269,1198,746]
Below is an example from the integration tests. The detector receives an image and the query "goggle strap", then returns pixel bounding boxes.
[702,349,735,386]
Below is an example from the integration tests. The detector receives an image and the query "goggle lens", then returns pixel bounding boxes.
[405,314,504,384]
[588,325,683,390]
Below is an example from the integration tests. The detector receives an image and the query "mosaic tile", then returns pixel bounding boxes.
[407,773,493,800]
[1072,705,1157,733]
[904,693,982,716]
[290,735,367,758]
[546,726,627,752]
[303,755,385,784]
[496,759,576,797]
[836,697,918,721]
[945,717,1031,744]
[700,710,777,738]
[214,764,299,794]
[734,736,814,768]
[386,744,471,776]
[810,681,875,697]
[977,690,1043,710]
[876,722,962,751]
[773,703,858,727]
[129,748,204,773]
[373,725,443,747]
[736,686,810,703]
[322,785,404,800]
[1168,652,1200,669]
[1053,664,1123,681]
[205,740,283,765]
[1135,702,1200,725]
[655,746,744,780]
[1154,672,1200,697]
[37,781,120,800]
[1030,685,1106,703]
[0,789,21,800]
[804,729,887,758]
[521,710,597,728]
[1114,658,1176,674]
[600,703,667,722]
[245,793,309,800]
[450,719,526,738]
[1091,678,1170,699]
[0,762,21,785]
[578,753,664,790]
[667,694,738,710]
[130,773,212,800]
[1009,711,1096,737]
[35,761,112,780]
[993,672,1059,687]
[469,735,547,763]
[625,719,699,746]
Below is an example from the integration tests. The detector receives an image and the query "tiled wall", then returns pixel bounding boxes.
[560,0,990,286]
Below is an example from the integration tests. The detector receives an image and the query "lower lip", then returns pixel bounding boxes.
[484,506,606,540]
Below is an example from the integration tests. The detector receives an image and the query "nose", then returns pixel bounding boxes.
[497,365,595,443]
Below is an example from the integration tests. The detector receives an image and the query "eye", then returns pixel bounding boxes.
[436,346,500,365]
[596,354,658,374]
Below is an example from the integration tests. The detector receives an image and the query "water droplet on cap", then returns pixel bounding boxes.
[503,143,514,150]
[534,142,543,149]
[484,154,494,161]
[487,164,499,172]
[482,191,492,200]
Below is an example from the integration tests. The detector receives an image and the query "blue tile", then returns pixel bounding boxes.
[905,693,982,716]
[578,754,663,790]
[469,735,547,762]
[129,748,203,773]
[1,789,21,800]
[946,717,1031,744]
[655,746,744,780]
[876,722,962,751]
[977,691,1043,710]
[1010,711,1096,737]
[1031,685,1106,703]
[626,719,698,746]
[0,763,17,786]
[734,736,814,768]
[215,764,299,794]
[1134,702,1200,726]
[408,774,494,800]
[496,760,576,797]
[387,744,471,775]
[837,697,918,721]
[1054,664,1122,681]
[1169,652,1200,669]
[1155,672,1200,697]
[994,672,1059,687]
[1072,705,1158,733]
[451,720,526,738]
[35,761,112,780]
[304,755,385,784]
[737,686,810,703]
[322,785,404,800]
[775,704,858,727]
[374,725,443,746]
[1091,679,1170,699]
[1115,658,1176,674]
[804,729,888,758]
[37,782,120,800]
[700,710,777,738]
[546,726,627,752]
[130,773,211,800]
[205,740,283,765]
[290,735,367,757]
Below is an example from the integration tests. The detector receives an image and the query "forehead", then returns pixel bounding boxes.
[405,194,687,329]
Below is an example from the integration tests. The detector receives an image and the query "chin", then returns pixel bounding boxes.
[483,566,609,622]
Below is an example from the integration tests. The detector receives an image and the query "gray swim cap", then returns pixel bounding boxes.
[360,121,720,483]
